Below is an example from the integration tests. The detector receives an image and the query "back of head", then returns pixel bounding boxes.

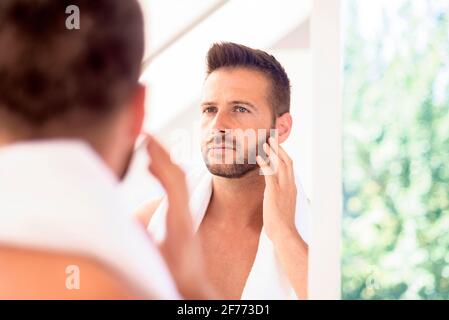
[0,1,148,298]
[0,0,144,139]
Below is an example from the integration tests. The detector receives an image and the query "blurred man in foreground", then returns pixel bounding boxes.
[0,0,214,299]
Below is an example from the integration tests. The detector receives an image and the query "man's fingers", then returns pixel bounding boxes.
[256,154,277,186]
[144,134,194,239]
[268,137,294,182]
[146,135,184,191]
[268,137,293,167]
[146,134,171,163]
[263,142,279,172]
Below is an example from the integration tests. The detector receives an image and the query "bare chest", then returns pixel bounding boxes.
[197,219,261,299]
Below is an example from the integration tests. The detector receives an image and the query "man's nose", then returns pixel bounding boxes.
[211,110,231,131]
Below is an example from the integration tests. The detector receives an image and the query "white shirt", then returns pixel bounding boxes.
[0,140,180,299]
[148,166,310,299]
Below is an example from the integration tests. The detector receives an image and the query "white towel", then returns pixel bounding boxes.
[148,166,310,299]
[0,140,180,299]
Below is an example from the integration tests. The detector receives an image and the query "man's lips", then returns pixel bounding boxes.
[207,145,235,151]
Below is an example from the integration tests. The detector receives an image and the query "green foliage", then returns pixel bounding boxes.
[342,0,449,299]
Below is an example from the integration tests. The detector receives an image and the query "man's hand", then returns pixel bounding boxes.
[256,137,298,241]
[256,137,308,299]
[145,134,218,299]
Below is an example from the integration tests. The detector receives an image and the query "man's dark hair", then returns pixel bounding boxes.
[206,42,291,117]
[0,0,144,134]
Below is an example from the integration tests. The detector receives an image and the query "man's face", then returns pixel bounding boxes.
[200,67,275,178]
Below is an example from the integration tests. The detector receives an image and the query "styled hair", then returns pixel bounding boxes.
[206,42,291,117]
[0,0,144,132]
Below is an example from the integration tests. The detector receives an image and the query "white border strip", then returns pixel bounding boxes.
[309,0,342,300]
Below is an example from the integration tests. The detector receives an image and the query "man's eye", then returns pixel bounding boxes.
[234,106,250,113]
[203,107,217,113]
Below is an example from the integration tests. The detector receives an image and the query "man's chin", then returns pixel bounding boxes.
[205,164,258,179]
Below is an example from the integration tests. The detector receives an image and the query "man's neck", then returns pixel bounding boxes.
[207,169,265,229]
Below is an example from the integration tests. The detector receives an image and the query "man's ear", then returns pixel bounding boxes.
[130,84,146,138]
[275,112,292,143]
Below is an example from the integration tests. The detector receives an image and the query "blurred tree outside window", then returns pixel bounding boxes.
[343,0,449,299]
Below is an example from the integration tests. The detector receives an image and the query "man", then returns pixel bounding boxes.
[0,0,214,299]
[137,42,309,299]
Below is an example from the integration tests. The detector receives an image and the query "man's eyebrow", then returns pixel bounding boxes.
[200,100,258,109]
[200,101,217,107]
